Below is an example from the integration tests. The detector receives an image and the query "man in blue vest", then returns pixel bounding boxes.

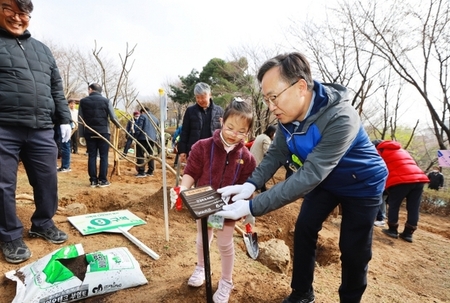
[217,52,388,303]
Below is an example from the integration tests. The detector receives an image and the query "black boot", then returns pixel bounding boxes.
[382,222,399,239]
[282,289,315,303]
[399,223,417,243]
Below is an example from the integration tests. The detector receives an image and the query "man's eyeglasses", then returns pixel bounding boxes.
[223,127,247,139]
[262,80,298,107]
[2,7,31,21]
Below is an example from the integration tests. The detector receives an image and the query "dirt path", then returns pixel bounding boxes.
[1,150,449,302]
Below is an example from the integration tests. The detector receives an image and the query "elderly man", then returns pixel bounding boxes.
[0,0,72,263]
[177,82,224,163]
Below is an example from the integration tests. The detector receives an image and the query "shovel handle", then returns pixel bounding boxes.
[174,161,182,211]
[245,223,253,233]
[234,225,246,236]
[174,186,183,211]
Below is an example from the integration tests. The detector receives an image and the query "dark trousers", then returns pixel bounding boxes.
[292,188,379,303]
[123,137,133,154]
[86,133,110,183]
[0,126,58,242]
[136,140,154,174]
[376,194,387,221]
[386,183,424,226]
[174,152,179,165]
[70,129,78,153]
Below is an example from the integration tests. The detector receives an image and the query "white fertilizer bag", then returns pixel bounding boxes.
[5,243,148,303]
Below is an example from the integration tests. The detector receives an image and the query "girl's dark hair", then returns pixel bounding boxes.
[222,97,254,131]
[16,0,34,13]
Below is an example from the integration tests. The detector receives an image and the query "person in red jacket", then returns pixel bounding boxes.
[373,140,429,242]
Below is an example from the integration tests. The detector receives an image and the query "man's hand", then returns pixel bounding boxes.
[170,186,186,210]
[215,200,251,220]
[217,182,255,201]
[60,124,72,143]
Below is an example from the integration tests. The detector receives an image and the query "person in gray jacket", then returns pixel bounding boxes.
[78,83,121,187]
[217,53,388,303]
[0,0,72,263]
[134,107,160,177]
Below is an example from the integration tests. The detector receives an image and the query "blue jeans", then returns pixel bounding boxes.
[386,183,424,226]
[85,133,110,183]
[0,126,58,241]
[292,188,380,302]
[59,140,71,169]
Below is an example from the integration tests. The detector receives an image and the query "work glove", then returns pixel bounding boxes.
[60,124,72,143]
[215,200,251,221]
[217,182,256,202]
[170,186,186,210]
[243,214,255,226]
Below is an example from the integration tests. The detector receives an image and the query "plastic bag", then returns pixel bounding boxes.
[5,244,148,303]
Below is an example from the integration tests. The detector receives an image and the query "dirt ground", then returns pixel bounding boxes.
[1,147,450,303]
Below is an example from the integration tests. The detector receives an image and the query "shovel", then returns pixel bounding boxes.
[235,223,259,259]
[173,161,183,211]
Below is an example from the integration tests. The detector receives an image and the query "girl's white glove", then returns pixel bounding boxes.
[170,186,186,209]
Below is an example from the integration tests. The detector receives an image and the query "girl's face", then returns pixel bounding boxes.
[221,115,249,145]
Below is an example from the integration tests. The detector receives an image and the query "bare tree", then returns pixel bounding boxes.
[228,44,280,137]
[347,0,450,149]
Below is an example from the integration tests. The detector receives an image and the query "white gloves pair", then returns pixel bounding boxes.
[216,182,256,225]
[170,182,256,225]
[60,124,72,143]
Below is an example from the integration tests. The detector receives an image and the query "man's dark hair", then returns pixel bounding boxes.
[140,107,150,114]
[257,52,314,91]
[88,83,102,93]
[16,0,34,13]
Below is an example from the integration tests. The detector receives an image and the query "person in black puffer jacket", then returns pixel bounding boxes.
[0,0,73,264]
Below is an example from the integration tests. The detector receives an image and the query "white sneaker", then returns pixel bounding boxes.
[374,220,385,227]
[213,279,233,303]
[187,266,204,287]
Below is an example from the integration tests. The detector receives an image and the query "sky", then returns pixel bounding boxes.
[28,0,431,128]
[29,0,327,99]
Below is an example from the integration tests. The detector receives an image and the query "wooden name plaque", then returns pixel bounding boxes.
[180,185,226,219]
